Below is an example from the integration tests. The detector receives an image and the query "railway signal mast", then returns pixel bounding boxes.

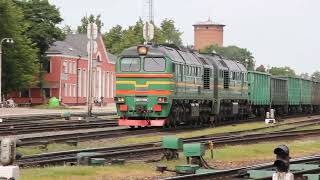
[87,22,98,117]
[143,0,154,44]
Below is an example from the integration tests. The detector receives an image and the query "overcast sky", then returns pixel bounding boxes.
[48,0,320,74]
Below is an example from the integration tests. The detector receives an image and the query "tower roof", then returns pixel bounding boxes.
[193,18,225,26]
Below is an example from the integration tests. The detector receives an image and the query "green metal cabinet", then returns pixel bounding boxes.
[183,143,205,157]
[162,136,183,150]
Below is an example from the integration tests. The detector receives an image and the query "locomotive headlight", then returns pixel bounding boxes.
[157,97,168,103]
[114,97,125,103]
[137,46,148,55]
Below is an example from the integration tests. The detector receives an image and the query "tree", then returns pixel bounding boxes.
[311,71,320,81]
[202,45,255,70]
[77,14,104,33]
[300,73,309,79]
[256,65,266,72]
[159,19,182,45]
[0,0,38,93]
[269,66,296,77]
[14,0,64,94]
[62,25,73,34]
[103,18,183,55]
[15,0,64,55]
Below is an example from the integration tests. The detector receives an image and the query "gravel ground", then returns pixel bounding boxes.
[0,104,116,117]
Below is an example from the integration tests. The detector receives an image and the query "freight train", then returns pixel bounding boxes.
[114,44,320,127]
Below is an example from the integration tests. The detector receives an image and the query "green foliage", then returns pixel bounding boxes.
[0,0,38,93]
[14,0,64,94]
[256,65,266,72]
[103,19,183,55]
[62,25,73,34]
[15,0,64,55]
[300,72,310,79]
[159,19,182,45]
[77,14,104,33]
[311,71,320,81]
[269,66,296,77]
[202,44,255,70]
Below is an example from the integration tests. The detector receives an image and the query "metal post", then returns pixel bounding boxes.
[0,38,13,103]
[0,43,2,103]
[87,24,93,117]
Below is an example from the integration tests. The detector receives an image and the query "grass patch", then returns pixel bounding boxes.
[18,144,83,156]
[21,138,320,180]
[17,122,272,155]
[32,104,70,110]
[18,120,308,156]
[21,163,170,180]
[117,122,269,144]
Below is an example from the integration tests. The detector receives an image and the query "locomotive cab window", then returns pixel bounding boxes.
[144,57,166,72]
[120,58,140,72]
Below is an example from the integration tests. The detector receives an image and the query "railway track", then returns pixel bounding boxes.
[18,127,157,146]
[163,155,320,180]
[0,119,118,135]
[15,116,320,147]
[0,112,116,123]
[17,128,320,167]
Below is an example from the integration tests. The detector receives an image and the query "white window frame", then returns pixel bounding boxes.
[78,68,82,97]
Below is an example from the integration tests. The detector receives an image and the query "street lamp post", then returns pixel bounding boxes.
[0,38,14,103]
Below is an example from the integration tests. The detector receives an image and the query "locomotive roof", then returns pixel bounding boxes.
[120,45,247,71]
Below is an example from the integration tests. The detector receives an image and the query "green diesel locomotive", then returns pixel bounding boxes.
[115,44,248,127]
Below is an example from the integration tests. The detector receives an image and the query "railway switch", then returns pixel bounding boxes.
[183,143,205,166]
[61,112,71,120]
[162,136,182,160]
[76,152,101,166]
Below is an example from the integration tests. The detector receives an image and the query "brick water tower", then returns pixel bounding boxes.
[194,19,225,51]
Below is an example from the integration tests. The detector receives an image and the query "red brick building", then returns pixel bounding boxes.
[194,19,225,51]
[11,34,116,105]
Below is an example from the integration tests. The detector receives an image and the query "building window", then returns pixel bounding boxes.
[64,83,68,97]
[73,62,76,74]
[73,84,76,97]
[68,61,72,74]
[44,60,51,73]
[43,88,51,98]
[97,55,101,62]
[63,61,68,74]
[20,89,30,98]
[69,84,72,97]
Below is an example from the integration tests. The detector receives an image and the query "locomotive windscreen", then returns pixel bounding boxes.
[144,57,166,72]
[120,58,140,72]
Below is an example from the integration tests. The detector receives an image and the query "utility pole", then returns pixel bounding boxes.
[87,23,98,117]
[148,0,154,23]
[0,38,14,103]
